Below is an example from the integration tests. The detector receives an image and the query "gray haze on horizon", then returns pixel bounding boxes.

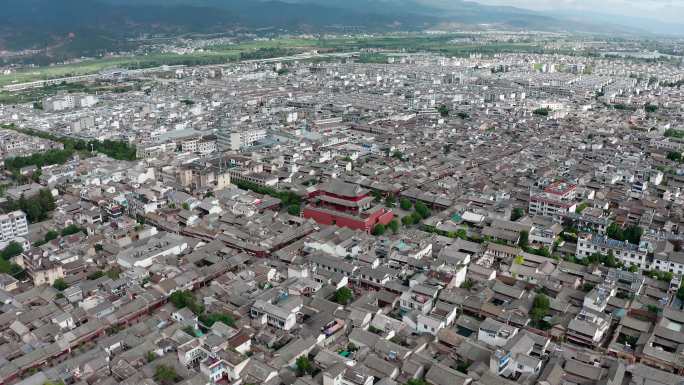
[468,0,684,24]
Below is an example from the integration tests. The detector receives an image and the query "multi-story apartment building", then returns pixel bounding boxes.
[181,135,218,154]
[529,181,578,219]
[652,252,684,276]
[217,122,267,151]
[576,233,649,270]
[0,210,28,244]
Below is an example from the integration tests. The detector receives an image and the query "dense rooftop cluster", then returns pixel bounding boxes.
[0,35,683,385]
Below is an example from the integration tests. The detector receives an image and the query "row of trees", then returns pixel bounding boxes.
[4,189,56,223]
[606,223,643,245]
[371,219,399,236]
[533,107,551,116]
[233,179,301,208]
[239,47,296,61]
[665,129,684,139]
[1,124,136,162]
[4,148,74,173]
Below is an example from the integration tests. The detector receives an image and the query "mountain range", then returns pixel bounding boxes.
[0,0,672,59]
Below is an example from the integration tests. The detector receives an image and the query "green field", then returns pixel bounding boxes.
[0,35,547,89]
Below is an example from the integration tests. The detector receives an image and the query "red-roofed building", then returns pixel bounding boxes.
[303,180,394,233]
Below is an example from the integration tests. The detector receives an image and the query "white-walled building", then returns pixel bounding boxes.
[0,210,28,244]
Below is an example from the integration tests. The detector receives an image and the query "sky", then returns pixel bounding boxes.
[472,0,684,23]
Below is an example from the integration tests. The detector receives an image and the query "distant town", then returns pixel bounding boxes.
[0,30,683,385]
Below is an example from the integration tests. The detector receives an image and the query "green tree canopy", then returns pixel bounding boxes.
[1,242,23,260]
[414,201,430,219]
[199,312,235,327]
[53,278,68,291]
[334,287,353,305]
[399,198,412,210]
[677,286,684,309]
[169,290,204,315]
[295,356,315,376]
[6,189,56,223]
[406,379,429,385]
[510,207,524,221]
[385,195,396,207]
[371,224,386,236]
[388,219,400,234]
[154,365,179,385]
[518,230,529,249]
[61,224,83,237]
[530,294,551,329]
[287,204,301,216]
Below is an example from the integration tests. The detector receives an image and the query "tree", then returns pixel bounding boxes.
[623,226,643,245]
[409,212,423,224]
[146,351,157,362]
[518,231,529,249]
[437,105,449,117]
[510,208,524,221]
[5,189,56,223]
[675,286,684,309]
[1,242,23,260]
[181,202,190,210]
[603,251,620,268]
[154,365,179,385]
[385,195,396,207]
[606,223,642,244]
[169,290,204,315]
[406,379,429,385]
[199,313,235,327]
[388,219,400,234]
[415,201,430,219]
[400,198,412,210]
[576,202,588,213]
[513,255,525,265]
[287,204,301,216]
[44,230,59,242]
[533,107,551,116]
[645,103,658,113]
[460,278,474,289]
[334,287,353,305]
[606,223,624,241]
[371,224,386,236]
[106,269,121,280]
[530,294,551,329]
[61,224,83,237]
[53,278,68,291]
[88,270,105,280]
[295,356,314,376]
